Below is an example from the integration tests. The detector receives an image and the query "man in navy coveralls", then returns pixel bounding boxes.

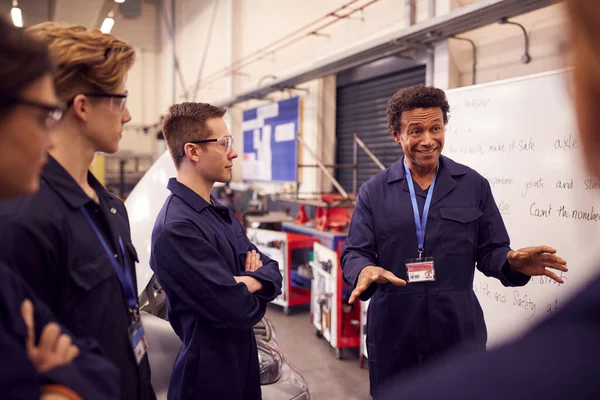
[150,102,282,399]
[377,1,600,397]
[341,85,568,396]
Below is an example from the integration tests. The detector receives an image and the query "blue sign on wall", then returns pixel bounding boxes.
[241,96,300,182]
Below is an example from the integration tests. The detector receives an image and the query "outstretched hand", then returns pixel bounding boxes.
[507,245,568,283]
[349,266,406,304]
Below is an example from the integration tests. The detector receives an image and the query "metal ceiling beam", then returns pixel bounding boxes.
[214,0,557,107]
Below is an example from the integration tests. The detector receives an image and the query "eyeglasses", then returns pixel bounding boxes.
[67,91,129,112]
[15,98,65,129]
[182,135,235,157]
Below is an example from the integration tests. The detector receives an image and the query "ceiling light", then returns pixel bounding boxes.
[11,0,22,28]
[100,12,115,34]
[114,0,126,3]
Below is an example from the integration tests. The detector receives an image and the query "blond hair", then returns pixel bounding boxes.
[26,22,135,99]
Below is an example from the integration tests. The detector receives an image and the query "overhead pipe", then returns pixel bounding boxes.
[426,0,436,86]
[218,0,362,72]
[159,0,188,102]
[225,0,234,100]
[450,35,477,85]
[404,0,416,27]
[171,0,177,103]
[498,17,531,64]
[195,0,381,90]
[192,0,219,101]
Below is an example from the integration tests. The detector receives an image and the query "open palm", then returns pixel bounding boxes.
[507,245,568,283]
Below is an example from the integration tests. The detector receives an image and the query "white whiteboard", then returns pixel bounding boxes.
[444,70,600,348]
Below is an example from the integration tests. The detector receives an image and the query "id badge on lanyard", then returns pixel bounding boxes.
[81,207,147,364]
[403,160,438,283]
[128,313,148,365]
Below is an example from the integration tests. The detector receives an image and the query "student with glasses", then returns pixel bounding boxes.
[0,17,119,400]
[150,102,282,399]
[0,22,155,400]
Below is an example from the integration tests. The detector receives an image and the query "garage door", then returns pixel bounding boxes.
[336,65,426,193]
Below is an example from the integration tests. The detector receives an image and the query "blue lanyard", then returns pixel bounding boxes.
[80,207,138,310]
[403,160,439,258]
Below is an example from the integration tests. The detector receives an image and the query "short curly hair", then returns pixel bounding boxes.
[386,85,450,134]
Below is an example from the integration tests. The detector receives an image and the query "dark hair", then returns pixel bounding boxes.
[0,17,53,110]
[386,85,450,134]
[162,102,227,168]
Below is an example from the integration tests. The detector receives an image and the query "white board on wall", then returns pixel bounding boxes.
[444,69,600,348]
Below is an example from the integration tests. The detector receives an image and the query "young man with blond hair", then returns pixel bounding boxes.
[0,23,155,400]
[150,102,282,399]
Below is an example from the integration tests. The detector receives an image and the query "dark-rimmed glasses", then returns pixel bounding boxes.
[182,135,235,157]
[14,98,65,129]
[67,91,129,112]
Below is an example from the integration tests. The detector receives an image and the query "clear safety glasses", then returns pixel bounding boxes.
[183,135,235,156]
[14,98,65,129]
[67,91,129,112]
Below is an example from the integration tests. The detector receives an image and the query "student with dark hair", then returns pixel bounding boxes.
[150,102,282,399]
[341,84,568,396]
[0,22,155,400]
[0,17,118,400]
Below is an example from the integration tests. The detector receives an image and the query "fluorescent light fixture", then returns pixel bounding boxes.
[114,0,126,3]
[11,0,22,27]
[100,12,115,33]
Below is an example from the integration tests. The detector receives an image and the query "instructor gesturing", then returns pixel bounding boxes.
[341,85,568,397]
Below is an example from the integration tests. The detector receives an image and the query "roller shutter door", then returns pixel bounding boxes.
[336,65,426,193]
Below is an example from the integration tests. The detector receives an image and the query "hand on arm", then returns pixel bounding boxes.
[244,250,262,272]
[348,266,406,304]
[20,299,79,374]
[154,223,267,329]
[233,276,263,293]
[507,245,568,284]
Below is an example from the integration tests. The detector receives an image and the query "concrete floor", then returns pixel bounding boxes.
[266,305,371,400]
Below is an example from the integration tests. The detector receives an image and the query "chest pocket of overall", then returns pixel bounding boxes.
[439,206,483,256]
[69,253,116,333]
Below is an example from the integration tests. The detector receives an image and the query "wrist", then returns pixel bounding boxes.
[506,252,518,270]
[236,276,263,293]
[248,276,263,293]
[361,265,377,276]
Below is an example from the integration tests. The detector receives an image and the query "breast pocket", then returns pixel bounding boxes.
[439,206,483,256]
[69,254,116,333]
[70,253,114,291]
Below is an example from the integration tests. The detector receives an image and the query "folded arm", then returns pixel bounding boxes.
[153,222,267,330]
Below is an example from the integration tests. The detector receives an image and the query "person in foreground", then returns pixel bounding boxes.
[376,0,600,398]
[341,74,568,395]
[0,17,118,399]
[150,102,282,399]
[0,23,155,400]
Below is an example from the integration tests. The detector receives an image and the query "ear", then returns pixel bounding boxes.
[183,143,201,163]
[71,94,91,122]
[392,131,402,144]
